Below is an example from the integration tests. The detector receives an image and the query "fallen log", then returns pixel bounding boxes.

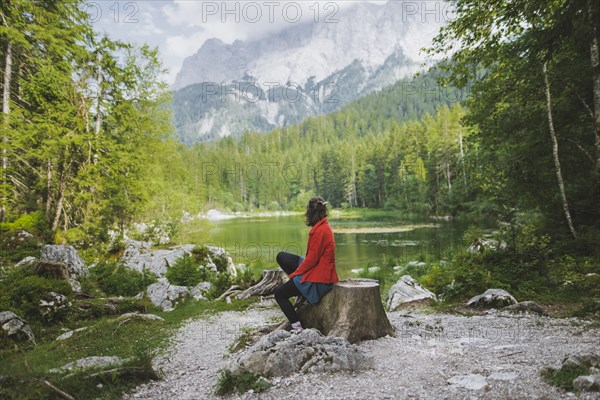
[236,270,287,300]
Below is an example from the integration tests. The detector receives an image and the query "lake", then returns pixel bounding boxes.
[180,212,494,279]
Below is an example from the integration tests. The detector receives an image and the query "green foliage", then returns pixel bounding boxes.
[89,262,157,297]
[214,369,271,395]
[420,264,453,295]
[541,365,591,392]
[165,254,204,287]
[0,270,73,321]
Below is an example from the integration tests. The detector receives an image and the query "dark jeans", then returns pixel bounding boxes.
[274,251,303,324]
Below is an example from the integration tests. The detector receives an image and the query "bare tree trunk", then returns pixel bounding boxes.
[589,0,600,181]
[459,129,467,186]
[52,179,65,232]
[543,62,578,239]
[93,52,102,164]
[1,40,12,222]
[45,161,53,221]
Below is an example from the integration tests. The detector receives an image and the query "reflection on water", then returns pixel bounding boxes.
[178,214,494,278]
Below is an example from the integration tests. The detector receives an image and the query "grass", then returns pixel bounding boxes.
[214,369,271,396]
[0,297,259,400]
[541,365,591,392]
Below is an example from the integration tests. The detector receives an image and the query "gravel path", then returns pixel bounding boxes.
[125,304,600,400]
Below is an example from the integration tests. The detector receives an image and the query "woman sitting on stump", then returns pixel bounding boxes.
[275,197,339,333]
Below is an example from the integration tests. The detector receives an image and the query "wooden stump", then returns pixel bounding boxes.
[236,269,288,300]
[284,278,395,343]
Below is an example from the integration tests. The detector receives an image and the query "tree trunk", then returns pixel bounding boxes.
[236,270,288,300]
[589,0,600,181]
[94,52,102,164]
[543,62,577,239]
[1,40,12,222]
[281,278,395,344]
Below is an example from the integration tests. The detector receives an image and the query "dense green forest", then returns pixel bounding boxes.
[1,0,599,260]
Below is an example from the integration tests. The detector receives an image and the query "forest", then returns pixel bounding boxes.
[1,1,598,295]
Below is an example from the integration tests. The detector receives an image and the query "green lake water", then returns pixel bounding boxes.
[180,213,494,279]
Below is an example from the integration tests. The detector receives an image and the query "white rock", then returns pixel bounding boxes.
[41,245,88,277]
[117,313,165,322]
[56,327,88,341]
[385,275,436,311]
[447,374,487,390]
[50,356,124,373]
[573,375,600,392]
[467,289,517,309]
[121,240,194,277]
[191,282,211,300]
[146,278,190,311]
[15,256,37,268]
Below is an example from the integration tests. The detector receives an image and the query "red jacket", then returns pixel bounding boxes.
[289,217,339,284]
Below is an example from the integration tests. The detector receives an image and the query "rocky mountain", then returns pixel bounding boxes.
[172,1,442,144]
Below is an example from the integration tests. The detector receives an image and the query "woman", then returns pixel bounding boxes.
[274,197,338,333]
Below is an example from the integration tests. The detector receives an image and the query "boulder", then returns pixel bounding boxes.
[39,292,71,318]
[15,256,37,268]
[40,245,88,278]
[146,278,190,311]
[386,275,436,310]
[467,289,517,309]
[50,356,124,373]
[230,328,373,378]
[116,312,164,322]
[121,239,194,276]
[573,375,600,392]
[562,352,600,369]
[56,327,88,341]
[447,374,488,390]
[504,301,547,316]
[467,238,507,254]
[191,282,212,300]
[0,311,35,344]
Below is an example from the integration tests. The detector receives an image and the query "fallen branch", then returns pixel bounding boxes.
[41,380,75,400]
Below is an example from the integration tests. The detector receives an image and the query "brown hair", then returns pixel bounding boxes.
[305,197,328,227]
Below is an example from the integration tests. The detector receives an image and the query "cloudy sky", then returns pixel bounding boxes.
[87,1,388,84]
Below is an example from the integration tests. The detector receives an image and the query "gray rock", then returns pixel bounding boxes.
[467,238,507,254]
[15,256,37,268]
[50,356,124,373]
[121,239,194,276]
[56,327,88,341]
[447,374,487,390]
[41,245,88,278]
[467,289,517,309]
[562,352,600,369]
[146,278,190,311]
[191,282,211,300]
[69,278,81,292]
[230,328,373,378]
[117,313,165,322]
[0,311,35,344]
[385,275,436,310]
[573,375,600,392]
[39,292,71,318]
[504,301,547,316]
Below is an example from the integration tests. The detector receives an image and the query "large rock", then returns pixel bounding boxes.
[0,311,35,344]
[39,292,71,319]
[191,282,211,300]
[573,375,600,392]
[121,239,194,276]
[504,301,547,316]
[467,238,507,254]
[447,374,488,390]
[467,289,517,309]
[40,245,88,278]
[230,328,373,378]
[385,275,436,310]
[50,356,124,373]
[146,278,190,311]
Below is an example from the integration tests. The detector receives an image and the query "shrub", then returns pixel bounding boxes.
[165,254,203,287]
[191,245,210,264]
[5,274,73,321]
[90,262,157,296]
[420,264,452,296]
[214,369,270,395]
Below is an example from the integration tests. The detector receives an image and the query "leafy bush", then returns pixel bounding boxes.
[90,262,157,296]
[191,245,210,263]
[2,273,73,321]
[214,369,271,395]
[165,254,204,287]
[420,264,452,295]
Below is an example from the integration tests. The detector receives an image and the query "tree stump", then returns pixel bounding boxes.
[236,270,288,300]
[282,278,395,343]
